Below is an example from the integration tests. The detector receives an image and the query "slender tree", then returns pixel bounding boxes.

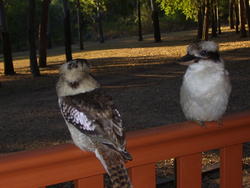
[47,12,52,49]
[62,0,72,61]
[47,24,52,49]
[76,0,84,49]
[229,0,235,29]
[28,0,40,77]
[211,0,217,37]
[239,0,247,37]
[244,0,250,35]
[202,0,210,40]
[216,0,221,34]
[96,0,104,43]
[197,4,204,39]
[39,0,51,67]
[235,0,240,33]
[137,0,143,41]
[0,0,15,75]
[150,0,161,42]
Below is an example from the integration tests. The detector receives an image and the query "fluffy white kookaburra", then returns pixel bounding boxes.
[56,59,132,188]
[179,41,232,126]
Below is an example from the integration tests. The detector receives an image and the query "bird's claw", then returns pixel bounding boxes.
[195,120,206,127]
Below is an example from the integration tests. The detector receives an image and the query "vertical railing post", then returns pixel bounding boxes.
[74,175,104,188]
[220,144,242,188]
[129,163,156,188]
[176,153,202,188]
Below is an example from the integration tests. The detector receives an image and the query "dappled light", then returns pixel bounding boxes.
[1,27,250,80]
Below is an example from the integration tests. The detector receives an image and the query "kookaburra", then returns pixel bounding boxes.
[179,41,232,126]
[56,59,132,188]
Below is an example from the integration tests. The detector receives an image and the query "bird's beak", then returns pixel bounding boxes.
[177,54,198,66]
[80,59,92,69]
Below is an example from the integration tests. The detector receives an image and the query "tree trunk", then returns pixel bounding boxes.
[96,3,104,43]
[197,4,204,39]
[39,0,51,67]
[28,0,40,77]
[239,0,247,37]
[202,0,210,40]
[235,0,240,33]
[0,0,15,75]
[137,0,143,41]
[150,0,161,42]
[47,19,52,49]
[62,0,72,61]
[216,0,222,34]
[211,0,217,37]
[244,0,250,35]
[76,0,84,49]
[229,0,235,29]
[97,13,104,43]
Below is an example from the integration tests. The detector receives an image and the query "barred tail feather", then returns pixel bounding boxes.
[108,162,131,188]
[95,148,132,188]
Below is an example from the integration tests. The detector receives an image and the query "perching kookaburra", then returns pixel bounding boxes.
[179,41,232,126]
[56,59,132,188]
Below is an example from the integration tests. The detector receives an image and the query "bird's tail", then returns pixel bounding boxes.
[95,147,132,188]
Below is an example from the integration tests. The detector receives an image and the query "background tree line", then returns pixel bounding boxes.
[0,0,250,77]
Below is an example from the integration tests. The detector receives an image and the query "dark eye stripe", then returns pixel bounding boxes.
[67,62,79,69]
[200,50,208,56]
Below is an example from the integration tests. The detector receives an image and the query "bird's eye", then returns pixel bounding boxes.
[200,50,208,57]
[67,62,78,69]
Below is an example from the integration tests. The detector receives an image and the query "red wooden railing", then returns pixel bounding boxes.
[0,111,250,188]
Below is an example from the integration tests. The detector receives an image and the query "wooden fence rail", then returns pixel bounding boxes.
[1,111,250,188]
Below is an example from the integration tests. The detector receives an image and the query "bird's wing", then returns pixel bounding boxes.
[59,89,126,150]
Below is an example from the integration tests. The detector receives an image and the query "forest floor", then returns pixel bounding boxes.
[1,27,250,187]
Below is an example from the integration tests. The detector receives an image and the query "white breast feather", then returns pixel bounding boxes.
[180,60,231,121]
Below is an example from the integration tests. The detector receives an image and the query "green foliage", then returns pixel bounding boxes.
[74,0,139,40]
[49,0,64,45]
[137,0,152,23]
[105,0,135,21]
[156,0,201,21]
[4,0,43,51]
[77,0,107,18]
[5,0,28,51]
[0,0,231,52]
[159,11,196,32]
[219,0,230,21]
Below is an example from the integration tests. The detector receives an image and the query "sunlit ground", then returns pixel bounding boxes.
[1,27,249,81]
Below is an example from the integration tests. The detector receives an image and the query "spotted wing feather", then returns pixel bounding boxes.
[59,89,125,149]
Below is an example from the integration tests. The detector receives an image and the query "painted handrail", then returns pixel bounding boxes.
[0,111,250,188]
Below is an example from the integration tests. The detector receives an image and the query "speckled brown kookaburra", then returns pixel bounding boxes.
[56,59,132,188]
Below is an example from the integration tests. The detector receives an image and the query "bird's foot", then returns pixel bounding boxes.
[194,120,206,127]
[216,119,223,127]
